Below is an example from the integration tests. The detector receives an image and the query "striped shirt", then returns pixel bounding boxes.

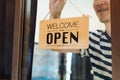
[81,30,112,80]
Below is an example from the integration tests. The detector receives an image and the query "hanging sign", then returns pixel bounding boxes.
[39,16,89,49]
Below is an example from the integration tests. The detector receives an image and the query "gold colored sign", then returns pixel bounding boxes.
[39,16,89,49]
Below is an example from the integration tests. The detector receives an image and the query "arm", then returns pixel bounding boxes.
[49,0,66,19]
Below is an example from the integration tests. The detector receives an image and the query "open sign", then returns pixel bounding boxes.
[39,16,89,49]
[46,31,78,44]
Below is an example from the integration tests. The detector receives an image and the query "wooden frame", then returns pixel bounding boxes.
[111,0,120,80]
[11,0,37,80]
[11,0,24,79]
[0,0,15,79]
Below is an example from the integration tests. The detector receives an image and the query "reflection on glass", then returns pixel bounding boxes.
[32,44,59,80]
[32,44,92,80]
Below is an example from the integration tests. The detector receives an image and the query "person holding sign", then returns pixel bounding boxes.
[49,0,111,80]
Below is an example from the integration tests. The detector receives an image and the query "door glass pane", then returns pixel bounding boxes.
[32,0,112,80]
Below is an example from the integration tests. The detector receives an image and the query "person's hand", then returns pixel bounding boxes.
[49,0,66,19]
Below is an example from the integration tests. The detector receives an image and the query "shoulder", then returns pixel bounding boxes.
[89,29,105,36]
[89,29,105,39]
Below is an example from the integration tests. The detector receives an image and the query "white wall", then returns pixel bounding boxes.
[35,0,105,42]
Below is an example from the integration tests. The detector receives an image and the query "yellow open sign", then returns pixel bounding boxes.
[39,16,89,49]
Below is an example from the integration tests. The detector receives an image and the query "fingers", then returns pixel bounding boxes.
[49,0,67,19]
[49,0,56,7]
[49,0,56,4]
[49,0,66,5]
[49,0,66,12]
[58,0,67,4]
